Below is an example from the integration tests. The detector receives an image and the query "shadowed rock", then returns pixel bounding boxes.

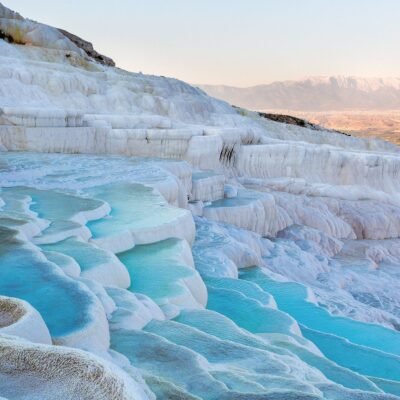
[258,111,350,135]
[58,28,115,66]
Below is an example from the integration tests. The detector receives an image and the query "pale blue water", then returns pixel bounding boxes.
[205,188,265,208]
[206,277,275,306]
[110,328,229,400]
[85,182,186,240]
[2,187,104,222]
[188,280,381,393]
[2,152,400,398]
[192,170,218,180]
[143,318,327,396]
[0,226,95,338]
[174,309,380,392]
[303,327,400,381]
[39,220,83,238]
[370,377,400,397]
[240,267,400,356]
[43,250,77,272]
[206,284,297,335]
[240,267,400,385]
[118,239,195,304]
[40,237,113,273]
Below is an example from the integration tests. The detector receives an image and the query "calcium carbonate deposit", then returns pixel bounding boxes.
[1,3,400,399]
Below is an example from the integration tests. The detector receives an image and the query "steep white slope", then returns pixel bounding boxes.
[1,0,399,229]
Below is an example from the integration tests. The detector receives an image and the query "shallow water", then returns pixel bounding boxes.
[1,152,400,399]
[118,239,199,306]
[0,227,97,338]
[240,267,400,386]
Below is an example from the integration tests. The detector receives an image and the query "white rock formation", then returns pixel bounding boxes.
[0,334,153,400]
[0,296,51,345]
[1,2,400,400]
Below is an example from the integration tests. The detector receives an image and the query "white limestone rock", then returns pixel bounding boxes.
[0,296,51,345]
[0,334,153,400]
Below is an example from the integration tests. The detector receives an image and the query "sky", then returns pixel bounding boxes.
[7,0,400,87]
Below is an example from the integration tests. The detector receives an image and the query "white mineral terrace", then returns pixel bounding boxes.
[1,2,400,400]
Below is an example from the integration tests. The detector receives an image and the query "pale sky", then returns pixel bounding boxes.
[7,0,400,87]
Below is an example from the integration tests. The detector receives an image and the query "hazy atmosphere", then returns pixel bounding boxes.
[8,0,400,86]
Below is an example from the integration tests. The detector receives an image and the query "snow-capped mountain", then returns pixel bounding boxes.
[199,76,400,111]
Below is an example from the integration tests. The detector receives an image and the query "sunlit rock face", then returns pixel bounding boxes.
[1,2,400,400]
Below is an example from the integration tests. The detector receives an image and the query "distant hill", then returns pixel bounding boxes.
[198,76,400,111]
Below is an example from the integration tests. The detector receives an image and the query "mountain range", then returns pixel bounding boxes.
[199,76,400,111]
